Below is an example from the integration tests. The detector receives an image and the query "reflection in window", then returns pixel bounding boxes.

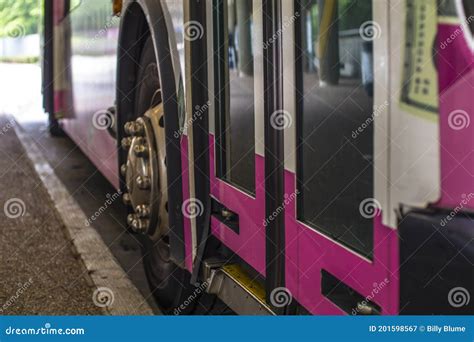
[463,0,474,34]
[215,0,255,194]
[296,0,374,258]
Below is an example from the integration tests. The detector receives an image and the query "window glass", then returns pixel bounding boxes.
[438,0,457,17]
[462,0,474,34]
[296,0,374,258]
[214,0,255,194]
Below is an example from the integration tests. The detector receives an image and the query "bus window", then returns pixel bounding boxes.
[295,0,374,258]
[462,0,474,33]
[214,0,255,195]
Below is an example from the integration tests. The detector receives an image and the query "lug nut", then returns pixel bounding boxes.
[136,204,150,218]
[136,175,151,190]
[132,218,149,233]
[123,192,131,205]
[127,213,136,226]
[133,142,148,158]
[124,120,145,136]
[120,164,127,176]
[124,121,134,135]
[121,137,132,149]
[133,120,145,136]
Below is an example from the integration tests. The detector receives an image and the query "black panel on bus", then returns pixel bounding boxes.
[399,208,474,315]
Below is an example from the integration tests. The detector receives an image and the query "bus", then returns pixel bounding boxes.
[42,0,474,315]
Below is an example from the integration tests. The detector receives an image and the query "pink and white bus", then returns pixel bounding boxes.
[42,0,474,315]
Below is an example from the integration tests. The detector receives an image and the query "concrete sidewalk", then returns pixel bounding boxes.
[0,116,153,315]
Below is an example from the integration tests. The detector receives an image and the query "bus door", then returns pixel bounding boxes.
[283,0,398,314]
[204,0,267,277]
[184,0,283,310]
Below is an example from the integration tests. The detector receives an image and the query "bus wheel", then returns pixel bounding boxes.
[120,36,197,314]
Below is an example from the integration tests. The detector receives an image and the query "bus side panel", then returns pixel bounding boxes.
[52,0,67,116]
[284,171,399,315]
[438,22,474,208]
[55,0,120,188]
[209,136,267,276]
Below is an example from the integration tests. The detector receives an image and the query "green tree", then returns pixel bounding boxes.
[0,0,41,38]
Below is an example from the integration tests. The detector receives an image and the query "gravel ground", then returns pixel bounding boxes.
[19,120,158,313]
[0,116,103,315]
[0,62,158,313]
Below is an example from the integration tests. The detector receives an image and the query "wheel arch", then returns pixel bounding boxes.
[116,0,186,267]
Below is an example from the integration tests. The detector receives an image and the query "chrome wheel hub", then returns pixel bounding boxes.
[121,104,168,238]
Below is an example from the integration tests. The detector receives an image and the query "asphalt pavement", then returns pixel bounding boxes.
[0,116,103,314]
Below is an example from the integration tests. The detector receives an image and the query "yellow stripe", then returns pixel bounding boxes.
[318,0,337,58]
[222,264,266,302]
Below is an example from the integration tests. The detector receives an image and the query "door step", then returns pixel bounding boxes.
[203,259,274,315]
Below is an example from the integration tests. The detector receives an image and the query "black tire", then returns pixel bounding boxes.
[132,36,198,315]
